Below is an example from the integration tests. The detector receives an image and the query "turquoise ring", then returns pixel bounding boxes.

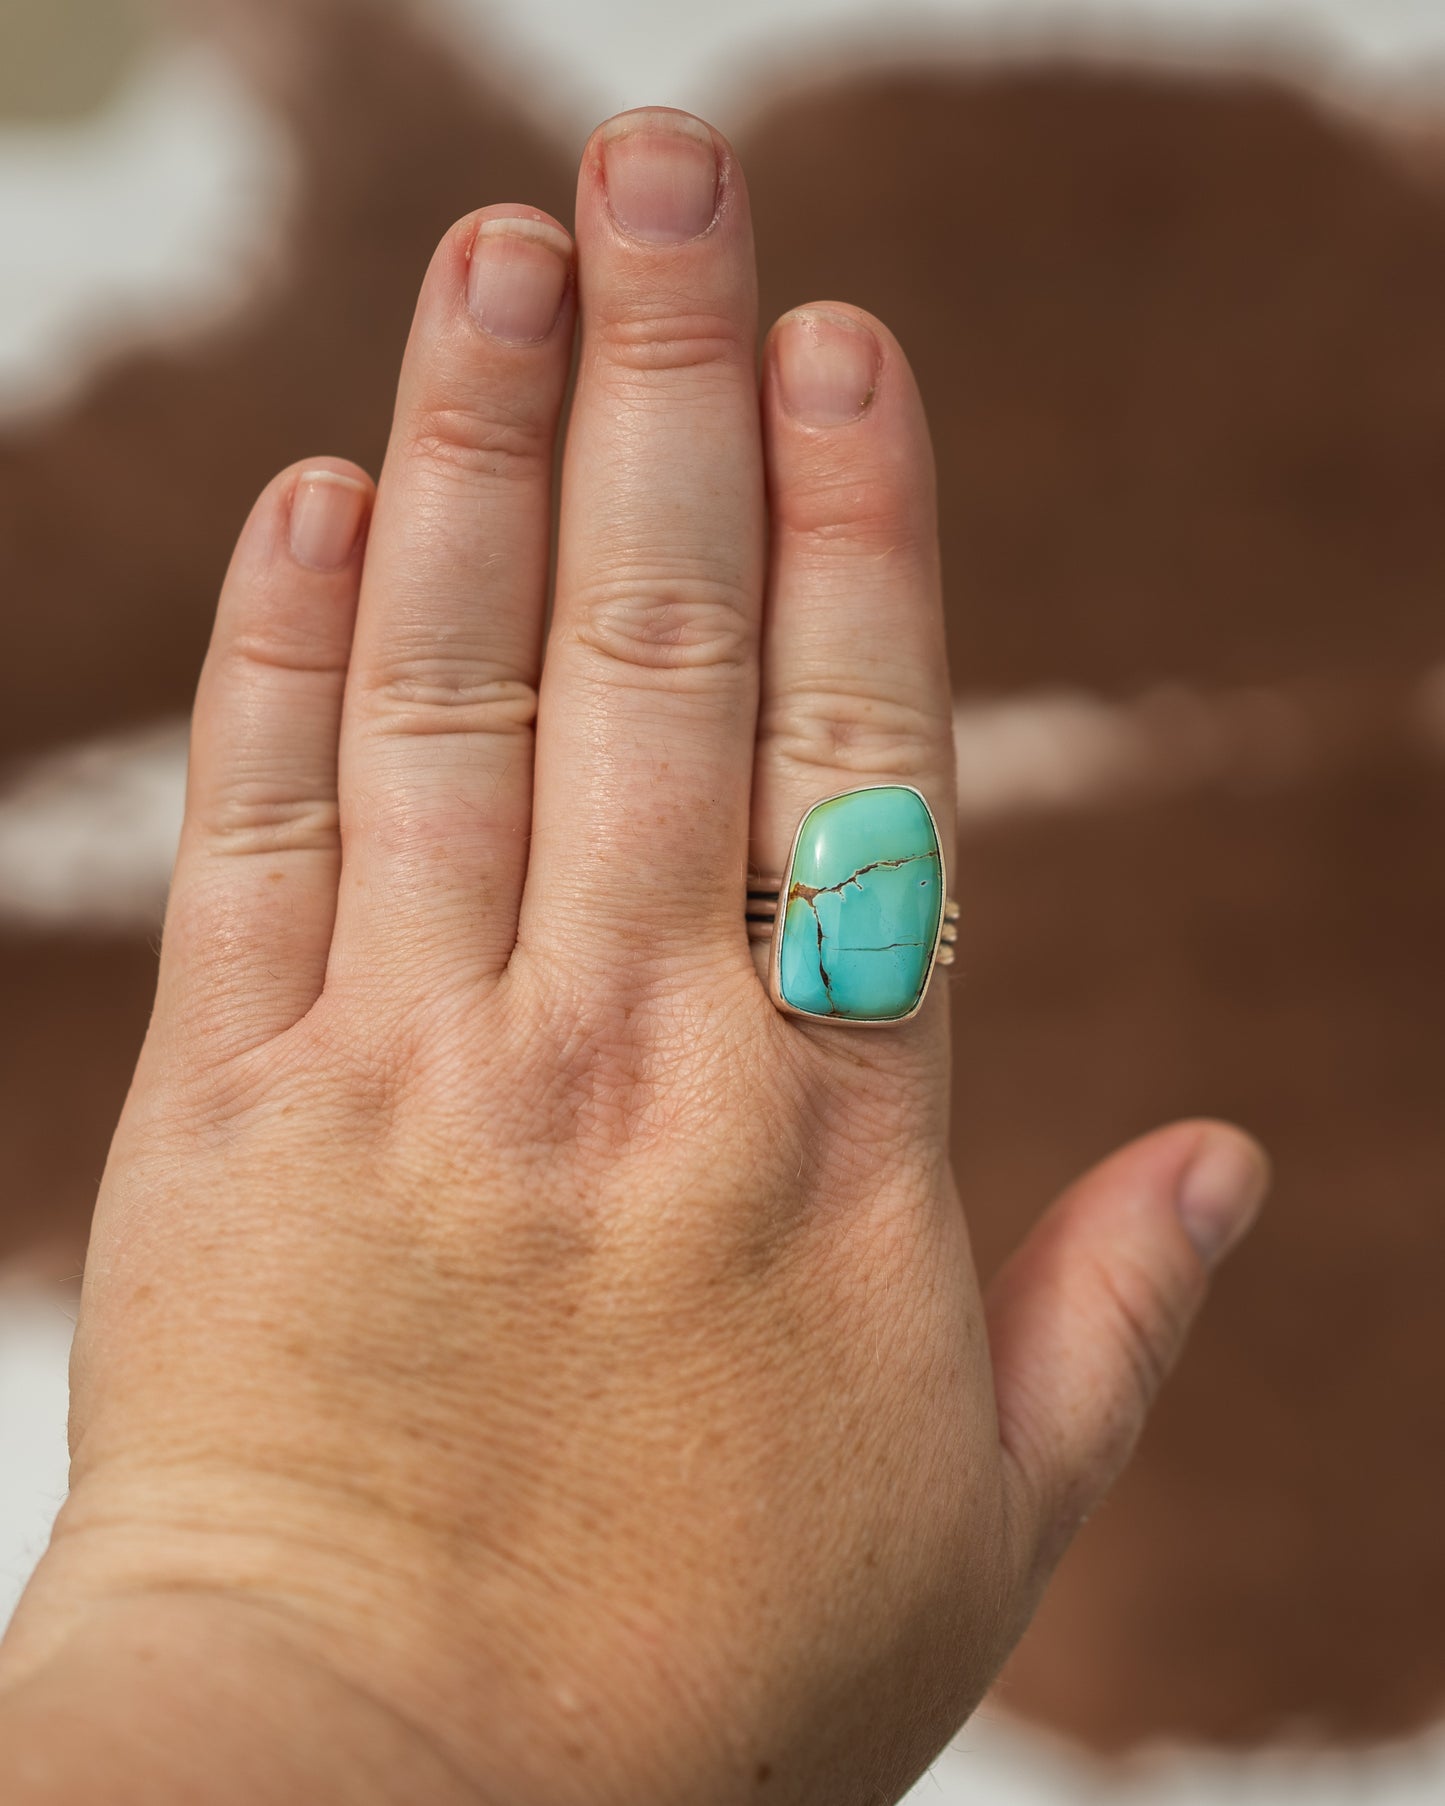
[748,784,957,1025]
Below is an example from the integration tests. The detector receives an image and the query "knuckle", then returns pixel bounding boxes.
[593,304,747,379]
[570,575,755,679]
[225,618,349,683]
[1090,1249,1184,1423]
[774,467,926,558]
[360,657,539,739]
[201,787,339,857]
[405,397,551,484]
[760,682,951,780]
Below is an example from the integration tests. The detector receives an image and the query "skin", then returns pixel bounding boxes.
[0,111,1267,1804]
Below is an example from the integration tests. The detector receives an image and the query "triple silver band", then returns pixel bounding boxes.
[747,886,959,965]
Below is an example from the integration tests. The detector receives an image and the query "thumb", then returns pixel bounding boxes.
[985,1120,1270,1581]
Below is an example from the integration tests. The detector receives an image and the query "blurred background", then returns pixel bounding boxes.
[2,0,1443,1798]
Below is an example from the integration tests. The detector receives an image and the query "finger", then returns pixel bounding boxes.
[328,206,575,992]
[986,1121,1270,1582]
[750,304,955,1026]
[158,459,372,1058]
[521,110,765,978]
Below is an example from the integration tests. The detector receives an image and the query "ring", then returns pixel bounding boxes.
[748,784,957,1025]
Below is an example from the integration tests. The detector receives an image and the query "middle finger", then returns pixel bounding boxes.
[522,109,765,982]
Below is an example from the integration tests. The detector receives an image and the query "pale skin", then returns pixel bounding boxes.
[0,110,1268,1803]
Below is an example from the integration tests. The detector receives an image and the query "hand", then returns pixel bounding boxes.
[0,109,1267,1804]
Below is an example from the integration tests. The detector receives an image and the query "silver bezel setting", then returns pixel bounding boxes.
[754,784,953,1027]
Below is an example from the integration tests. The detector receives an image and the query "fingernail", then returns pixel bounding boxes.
[1175,1130,1270,1268]
[288,471,370,573]
[467,217,572,344]
[774,309,881,426]
[600,109,720,244]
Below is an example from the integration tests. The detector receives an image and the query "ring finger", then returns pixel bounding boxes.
[328,204,576,993]
[752,305,956,1030]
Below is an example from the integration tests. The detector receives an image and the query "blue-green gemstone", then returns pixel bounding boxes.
[776,786,944,1022]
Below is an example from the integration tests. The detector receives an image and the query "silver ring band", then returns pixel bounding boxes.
[748,887,958,964]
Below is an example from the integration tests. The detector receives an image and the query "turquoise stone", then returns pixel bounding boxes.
[776,786,944,1021]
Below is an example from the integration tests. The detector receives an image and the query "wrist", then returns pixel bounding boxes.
[4,1471,716,1806]
[0,1593,480,1806]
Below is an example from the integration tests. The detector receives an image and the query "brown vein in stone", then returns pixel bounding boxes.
[787,849,941,1016]
[787,848,940,908]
